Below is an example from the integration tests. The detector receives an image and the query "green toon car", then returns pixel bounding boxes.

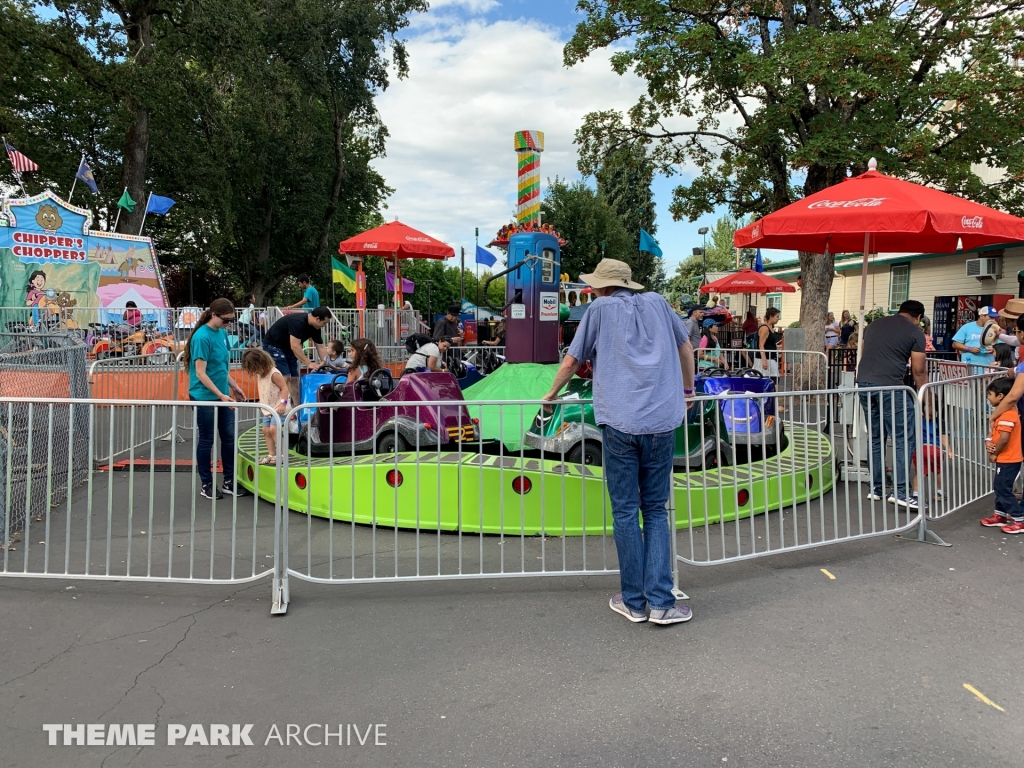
[523,378,731,468]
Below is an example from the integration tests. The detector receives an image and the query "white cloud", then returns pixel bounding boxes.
[372,18,647,259]
[371,14,780,275]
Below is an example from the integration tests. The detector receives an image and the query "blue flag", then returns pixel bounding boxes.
[754,249,764,272]
[75,157,98,194]
[475,245,497,267]
[146,194,176,215]
[639,228,663,257]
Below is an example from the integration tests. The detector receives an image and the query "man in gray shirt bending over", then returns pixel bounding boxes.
[856,299,928,510]
[543,259,696,626]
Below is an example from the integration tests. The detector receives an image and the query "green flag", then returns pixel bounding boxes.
[332,256,356,292]
[117,189,136,212]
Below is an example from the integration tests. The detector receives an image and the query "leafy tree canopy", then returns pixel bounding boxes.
[565,0,1024,348]
[541,177,635,284]
[595,144,665,289]
[0,0,425,304]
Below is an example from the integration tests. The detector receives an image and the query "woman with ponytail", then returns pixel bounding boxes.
[185,298,249,500]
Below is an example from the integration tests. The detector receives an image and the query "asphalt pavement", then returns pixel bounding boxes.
[2,499,1022,768]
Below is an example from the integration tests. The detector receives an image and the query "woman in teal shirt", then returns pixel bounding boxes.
[183,298,248,500]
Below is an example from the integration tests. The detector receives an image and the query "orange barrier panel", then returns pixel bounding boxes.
[90,370,177,400]
[175,370,260,401]
[89,369,260,402]
[0,372,72,399]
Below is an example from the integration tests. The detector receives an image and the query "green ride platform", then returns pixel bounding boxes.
[236,424,834,536]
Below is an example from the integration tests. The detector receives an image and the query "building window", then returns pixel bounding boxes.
[766,293,782,310]
[889,264,910,311]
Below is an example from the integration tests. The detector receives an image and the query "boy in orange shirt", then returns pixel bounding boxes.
[981,377,1024,533]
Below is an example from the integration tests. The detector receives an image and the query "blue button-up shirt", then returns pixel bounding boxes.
[568,289,690,435]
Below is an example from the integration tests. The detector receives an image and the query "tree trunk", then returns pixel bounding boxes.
[117,104,149,235]
[797,250,834,355]
[116,14,152,236]
[796,250,834,389]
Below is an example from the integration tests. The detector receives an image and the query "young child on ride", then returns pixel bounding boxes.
[322,339,347,369]
[346,338,383,384]
[980,377,1024,533]
[911,394,953,501]
[241,348,290,466]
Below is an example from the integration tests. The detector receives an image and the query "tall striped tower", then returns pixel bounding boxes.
[514,130,544,225]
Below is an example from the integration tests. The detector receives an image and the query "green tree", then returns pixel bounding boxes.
[596,144,661,288]
[1,0,422,304]
[565,0,1024,351]
[541,177,633,282]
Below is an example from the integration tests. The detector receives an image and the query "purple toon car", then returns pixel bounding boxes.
[294,369,480,456]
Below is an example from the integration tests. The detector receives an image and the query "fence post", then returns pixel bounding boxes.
[668,468,688,601]
[897,383,950,546]
[271,409,289,615]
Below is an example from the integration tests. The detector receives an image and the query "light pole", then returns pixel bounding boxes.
[697,226,710,299]
[424,280,433,329]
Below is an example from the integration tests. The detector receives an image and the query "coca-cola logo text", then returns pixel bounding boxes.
[807,197,887,209]
[961,216,984,229]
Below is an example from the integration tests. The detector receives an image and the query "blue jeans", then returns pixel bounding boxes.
[858,385,915,498]
[190,397,235,487]
[263,344,299,377]
[994,462,1023,520]
[602,425,676,612]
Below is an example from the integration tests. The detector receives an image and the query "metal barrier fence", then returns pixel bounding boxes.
[277,398,621,605]
[917,369,1006,522]
[0,400,282,597]
[675,385,920,568]
[0,368,1007,614]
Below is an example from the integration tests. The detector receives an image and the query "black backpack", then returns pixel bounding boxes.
[405,332,434,355]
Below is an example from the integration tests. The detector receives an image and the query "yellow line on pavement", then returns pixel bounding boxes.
[820,569,835,580]
[963,684,1005,712]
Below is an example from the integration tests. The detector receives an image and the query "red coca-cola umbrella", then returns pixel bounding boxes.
[734,160,1024,254]
[734,158,1024,314]
[338,220,455,260]
[339,220,453,339]
[700,269,796,294]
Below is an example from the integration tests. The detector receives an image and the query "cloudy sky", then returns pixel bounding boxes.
[372,0,734,275]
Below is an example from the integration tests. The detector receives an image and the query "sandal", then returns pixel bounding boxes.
[259,455,278,465]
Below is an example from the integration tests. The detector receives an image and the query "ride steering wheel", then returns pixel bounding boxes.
[368,368,395,398]
[331,372,348,396]
[737,367,765,378]
[702,367,729,378]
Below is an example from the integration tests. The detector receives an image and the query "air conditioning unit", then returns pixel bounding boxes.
[966,257,1002,279]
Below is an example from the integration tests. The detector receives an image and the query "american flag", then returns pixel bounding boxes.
[5,142,39,173]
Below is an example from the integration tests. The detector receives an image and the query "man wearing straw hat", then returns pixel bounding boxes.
[542,259,696,625]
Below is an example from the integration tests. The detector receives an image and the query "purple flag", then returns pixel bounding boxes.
[385,271,415,294]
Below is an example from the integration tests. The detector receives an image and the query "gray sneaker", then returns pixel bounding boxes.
[609,593,647,623]
[649,604,693,625]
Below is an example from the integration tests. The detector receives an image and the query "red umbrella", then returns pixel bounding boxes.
[701,268,796,294]
[338,220,454,259]
[339,220,453,340]
[735,160,1024,254]
[734,158,1024,318]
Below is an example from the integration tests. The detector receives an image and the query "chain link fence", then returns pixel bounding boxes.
[0,343,90,538]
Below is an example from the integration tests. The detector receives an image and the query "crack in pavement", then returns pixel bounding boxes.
[0,636,82,690]
[92,582,263,766]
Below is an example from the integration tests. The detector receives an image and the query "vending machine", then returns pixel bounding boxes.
[932,294,1013,350]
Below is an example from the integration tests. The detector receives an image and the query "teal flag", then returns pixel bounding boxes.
[639,228,663,257]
